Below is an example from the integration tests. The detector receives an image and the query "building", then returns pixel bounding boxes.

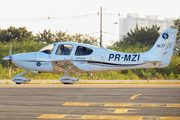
[119,13,176,40]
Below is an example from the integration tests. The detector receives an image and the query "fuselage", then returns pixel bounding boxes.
[6,42,161,73]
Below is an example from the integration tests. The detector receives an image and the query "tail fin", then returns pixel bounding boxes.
[146,29,178,68]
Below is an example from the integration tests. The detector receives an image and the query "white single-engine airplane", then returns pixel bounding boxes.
[2,29,178,84]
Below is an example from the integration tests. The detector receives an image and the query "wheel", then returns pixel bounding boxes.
[16,83,21,84]
[63,83,73,85]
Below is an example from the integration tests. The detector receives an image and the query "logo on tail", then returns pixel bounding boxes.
[162,33,169,39]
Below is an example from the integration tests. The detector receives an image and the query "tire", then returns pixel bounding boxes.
[16,83,21,84]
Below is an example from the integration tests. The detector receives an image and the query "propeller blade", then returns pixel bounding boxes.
[9,62,12,77]
[10,39,12,56]
[9,39,12,77]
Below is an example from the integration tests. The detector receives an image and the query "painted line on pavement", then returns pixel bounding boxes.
[130,94,142,99]
[62,102,180,107]
[37,114,180,120]
[105,108,138,114]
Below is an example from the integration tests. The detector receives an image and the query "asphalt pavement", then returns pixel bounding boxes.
[0,84,180,120]
[0,79,180,84]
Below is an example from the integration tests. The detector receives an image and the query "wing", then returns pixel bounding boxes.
[51,60,86,75]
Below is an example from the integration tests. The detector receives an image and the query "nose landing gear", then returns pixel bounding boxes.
[12,71,31,84]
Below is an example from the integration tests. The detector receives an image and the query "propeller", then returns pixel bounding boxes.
[9,39,12,77]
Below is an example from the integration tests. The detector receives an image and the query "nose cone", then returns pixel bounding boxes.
[2,56,12,62]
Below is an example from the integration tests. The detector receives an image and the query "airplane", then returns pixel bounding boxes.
[2,29,178,84]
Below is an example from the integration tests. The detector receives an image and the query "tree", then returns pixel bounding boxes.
[109,25,160,52]
[171,18,180,54]
[123,25,160,47]
[0,26,33,43]
[34,29,55,44]
[55,31,68,42]
[54,31,98,46]
[34,29,98,46]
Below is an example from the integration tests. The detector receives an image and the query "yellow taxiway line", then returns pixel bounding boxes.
[62,102,180,107]
[37,114,180,120]
[106,108,138,114]
[37,102,180,119]
[130,94,142,99]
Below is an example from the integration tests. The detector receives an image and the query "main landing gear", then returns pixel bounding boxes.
[59,64,79,84]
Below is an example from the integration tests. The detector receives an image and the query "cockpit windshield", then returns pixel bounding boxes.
[39,44,55,54]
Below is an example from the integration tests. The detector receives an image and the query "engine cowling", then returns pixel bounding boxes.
[59,76,79,84]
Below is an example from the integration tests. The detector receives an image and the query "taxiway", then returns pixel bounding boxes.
[0,84,180,120]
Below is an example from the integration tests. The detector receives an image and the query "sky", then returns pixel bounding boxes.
[0,0,179,46]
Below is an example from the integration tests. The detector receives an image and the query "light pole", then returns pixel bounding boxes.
[100,6,103,47]
[102,22,118,37]
[98,7,120,47]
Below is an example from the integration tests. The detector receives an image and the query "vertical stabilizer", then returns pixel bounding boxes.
[146,29,178,67]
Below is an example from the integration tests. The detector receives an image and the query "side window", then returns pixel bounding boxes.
[56,44,73,55]
[75,46,93,56]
